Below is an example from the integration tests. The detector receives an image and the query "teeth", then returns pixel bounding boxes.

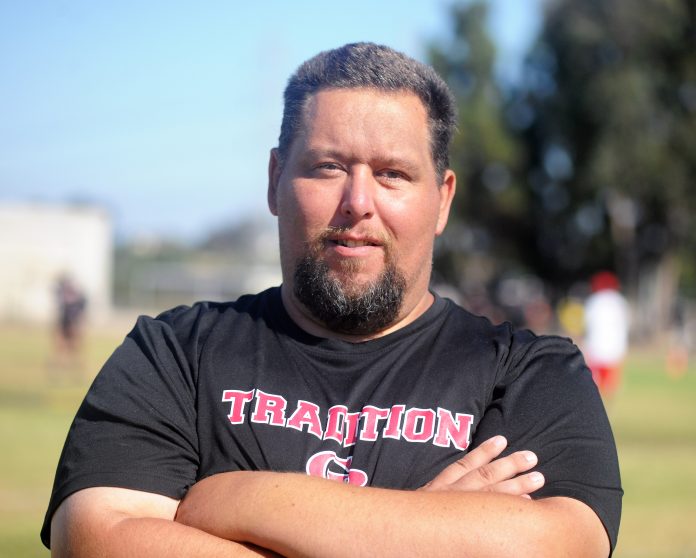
[337,239,371,247]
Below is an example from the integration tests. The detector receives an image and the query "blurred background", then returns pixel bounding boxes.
[1,0,694,556]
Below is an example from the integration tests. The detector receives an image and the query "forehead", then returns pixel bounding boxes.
[302,87,429,128]
[295,88,433,160]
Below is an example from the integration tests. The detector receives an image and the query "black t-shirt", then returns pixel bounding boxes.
[42,288,622,550]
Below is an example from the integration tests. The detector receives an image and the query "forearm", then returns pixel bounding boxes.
[53,516,276,558]
[176,471,608,558]
[50,487,282,558]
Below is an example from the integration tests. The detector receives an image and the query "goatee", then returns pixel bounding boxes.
[293,234,406,335]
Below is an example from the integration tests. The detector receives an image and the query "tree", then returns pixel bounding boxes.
[429,2,537,306]
[431,0,696,333]
[516,0,696,333]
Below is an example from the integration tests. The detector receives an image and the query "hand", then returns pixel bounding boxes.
[420,435,544,498]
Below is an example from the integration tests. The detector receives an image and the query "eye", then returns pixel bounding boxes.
[312,162,345,177]
[318,162,341,171]
[377,169,408,183]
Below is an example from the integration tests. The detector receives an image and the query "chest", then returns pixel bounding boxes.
[194,326,496,489]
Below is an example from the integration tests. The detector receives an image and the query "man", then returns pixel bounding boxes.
[53,274,87,371]
[43,43,622,557]
[583,271,630,397]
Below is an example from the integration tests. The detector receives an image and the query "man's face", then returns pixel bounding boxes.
[268,87,455,335]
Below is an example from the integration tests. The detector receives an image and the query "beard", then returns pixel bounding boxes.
[293,230,407,335]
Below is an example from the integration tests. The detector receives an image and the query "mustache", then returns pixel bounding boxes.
[308,226,393,253]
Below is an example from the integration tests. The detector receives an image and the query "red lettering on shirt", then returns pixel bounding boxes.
[251,389,287,426]
[287,400,323,439]
[383,404,405,439]
[221,387,475,451]
[359,405,390,442]
[402,408,436,443]
[433,408,473,451]
[222,389,254,424]
[343,411,361,447]
[325,405,348,444]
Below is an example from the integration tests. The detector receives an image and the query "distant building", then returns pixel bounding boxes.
[0,203,112,325]
[115,215,282,310]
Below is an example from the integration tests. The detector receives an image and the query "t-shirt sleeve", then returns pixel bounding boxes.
[40,310,201,548]
[471,331,623,554]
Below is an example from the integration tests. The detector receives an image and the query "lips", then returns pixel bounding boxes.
[334,238,379,248]
[326,230,383,248]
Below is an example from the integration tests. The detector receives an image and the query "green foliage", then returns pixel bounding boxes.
[432,0,696,306]
[518,0,696,292]
[430,2,536,291]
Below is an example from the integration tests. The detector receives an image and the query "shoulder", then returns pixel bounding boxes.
[441,299,585,383]
[504,328,587,385]
[438,299,541,362]
[134,288,279,341]
[157,288,274,325]
[438,298,514,342]
[114,288,281,372]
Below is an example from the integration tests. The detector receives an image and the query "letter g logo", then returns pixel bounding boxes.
[305,451,368,486]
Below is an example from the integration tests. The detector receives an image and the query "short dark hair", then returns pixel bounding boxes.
[278,42,457,179]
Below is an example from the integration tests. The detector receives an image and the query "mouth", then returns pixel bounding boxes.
[332,238,380,248]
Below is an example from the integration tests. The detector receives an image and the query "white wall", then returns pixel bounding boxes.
[0,204,112,324]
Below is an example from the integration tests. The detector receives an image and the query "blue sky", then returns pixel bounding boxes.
[1,0,541,243]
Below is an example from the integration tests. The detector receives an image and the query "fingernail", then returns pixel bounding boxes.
[530,472,544,484]
[523,451,537,464]
[492,435,507,448]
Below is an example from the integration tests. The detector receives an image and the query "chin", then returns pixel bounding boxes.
[330,257,383,276]
[328,270,381,294]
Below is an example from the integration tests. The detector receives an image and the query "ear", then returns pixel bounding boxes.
[435,169,456,236]
[267,148,281,216]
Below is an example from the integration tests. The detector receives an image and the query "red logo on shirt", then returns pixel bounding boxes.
[306,451,368,486]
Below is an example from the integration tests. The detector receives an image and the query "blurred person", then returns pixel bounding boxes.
[584,271,630,397]
[523,294,553,333]
[52,274,87,373]
[665,297,691,378]
[557,296,586,339]
[43,43,621,557]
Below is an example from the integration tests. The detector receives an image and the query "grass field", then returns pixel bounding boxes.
[1,324,695,557]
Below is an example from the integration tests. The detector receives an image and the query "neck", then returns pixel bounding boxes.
[280,285,434,343]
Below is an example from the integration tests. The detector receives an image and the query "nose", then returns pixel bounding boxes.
[340,167,375,221]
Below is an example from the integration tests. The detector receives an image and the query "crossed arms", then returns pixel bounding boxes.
[50,436,609,557]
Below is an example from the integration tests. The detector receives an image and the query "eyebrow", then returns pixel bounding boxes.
[301,148,421,174]
[301,148,344,162]
[378,156,421,175]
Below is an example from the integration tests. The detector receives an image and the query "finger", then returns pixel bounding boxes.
[449,450,539,492]
[459,450,538,489]
[482,471,545,497]
[426,436,508,488]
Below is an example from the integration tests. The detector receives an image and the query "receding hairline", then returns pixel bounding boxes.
[277,42,457,178]
[302,85,431,119]
[281,85,445,172]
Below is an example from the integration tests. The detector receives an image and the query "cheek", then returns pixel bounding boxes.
[290,186,340,231]
[384,200,440,270]
[386,194,441,243]
[277,186,333,246]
